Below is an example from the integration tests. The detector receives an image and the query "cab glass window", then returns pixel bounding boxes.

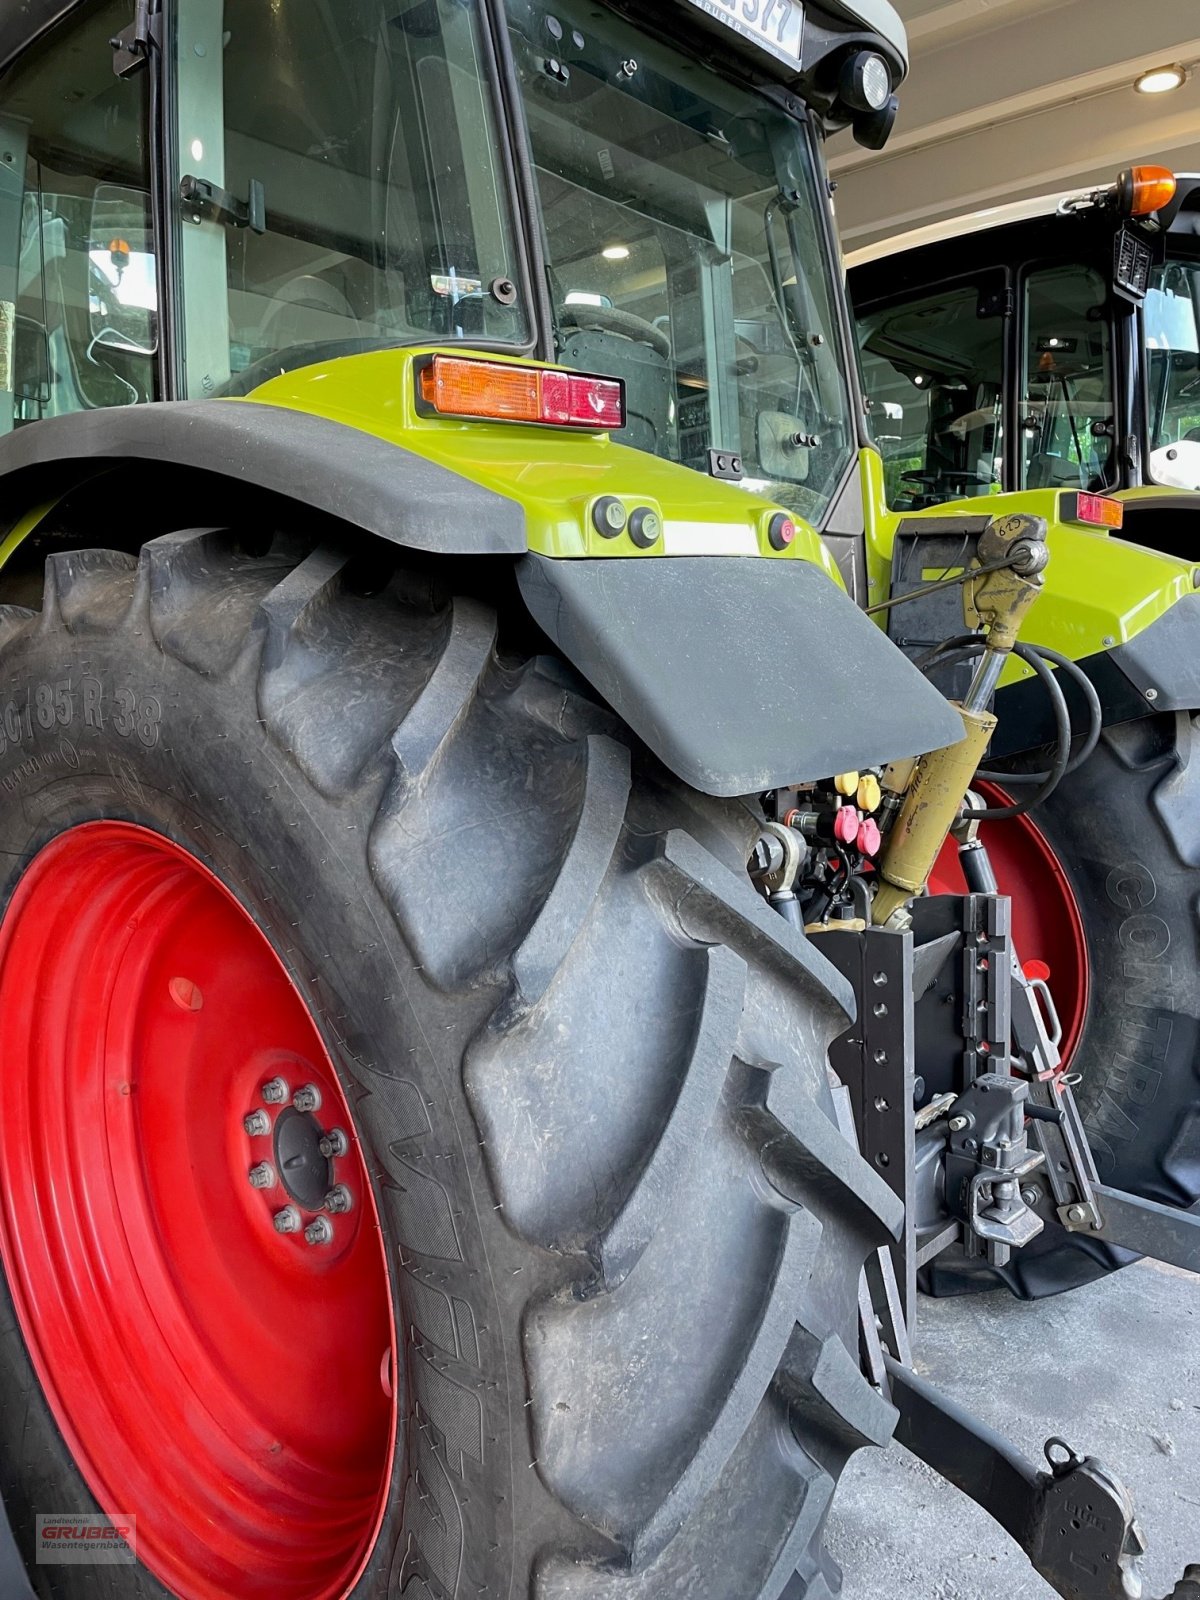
[171,0,528,399]
[1019,264,1114,491]
[0,0,155,437]
[504,0,856,527]
[857,280,1004,509]
[1144,257,1200,487]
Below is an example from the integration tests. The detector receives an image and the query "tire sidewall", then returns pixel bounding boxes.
[0,620,512,1597]
[1034,719,1200,1207]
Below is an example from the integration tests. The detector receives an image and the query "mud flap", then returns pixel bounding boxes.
[518,552,965,797]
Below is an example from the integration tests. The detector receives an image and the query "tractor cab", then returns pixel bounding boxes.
[849,164,1200,550]
[0,0,910,542]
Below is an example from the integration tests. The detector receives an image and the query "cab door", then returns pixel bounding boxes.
[1016,262,1117,493]
[0,0,158,438]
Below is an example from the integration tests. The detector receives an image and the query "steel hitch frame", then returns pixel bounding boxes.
[824,870,1200,1600]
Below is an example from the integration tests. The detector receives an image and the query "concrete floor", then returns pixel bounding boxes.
[828,1258,1200,1599]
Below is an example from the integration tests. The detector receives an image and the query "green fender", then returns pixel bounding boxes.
[860,448,1200,703]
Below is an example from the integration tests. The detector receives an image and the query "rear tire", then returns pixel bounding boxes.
[926,713,1200,1299]
[0,529,899,1597]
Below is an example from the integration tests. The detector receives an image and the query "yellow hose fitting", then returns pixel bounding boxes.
[834,771,860,797]
[856,773,882,814]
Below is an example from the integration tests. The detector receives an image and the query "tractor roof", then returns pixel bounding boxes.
[848,172,1200,272]
[6,0,909,96]
[831,0,908,73]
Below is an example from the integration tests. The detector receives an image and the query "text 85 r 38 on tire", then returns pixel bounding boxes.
[0,529,899,1600]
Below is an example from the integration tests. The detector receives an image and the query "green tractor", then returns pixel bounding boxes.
[850,167,1200,1300]
[0,4,1196,1600]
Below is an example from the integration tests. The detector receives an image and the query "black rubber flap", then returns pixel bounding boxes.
[518,553,965,796]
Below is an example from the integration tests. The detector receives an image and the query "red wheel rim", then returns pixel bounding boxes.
[930,784,1090,1068]
[0,823,395,1599]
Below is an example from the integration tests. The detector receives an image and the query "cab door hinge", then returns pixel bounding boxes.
[978,286,1014,320]
[110,0,160,79]
[180,176,267,236]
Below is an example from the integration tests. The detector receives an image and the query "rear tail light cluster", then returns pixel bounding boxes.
[1061,492,1124,530]
[418,354,625,431]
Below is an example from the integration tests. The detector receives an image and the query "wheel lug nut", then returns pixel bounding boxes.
[248,1162,276,1190]
[261,1077,290,1105]
[292,1083,322,1114]
[318,1128,348,1159]
[272,1206,302,1234]
[324,1184,353,1214]
[304,1217,334,1247]
[243,1110,271,1137]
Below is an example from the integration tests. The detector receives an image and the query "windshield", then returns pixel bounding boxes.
[171,0,528,398]
[857,279,1004,509]
[504,0,856,525]
[1145,256,1200,488]
[1019,263,1114,492]
[857,261,1116,507]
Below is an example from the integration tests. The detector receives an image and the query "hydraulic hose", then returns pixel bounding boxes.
[914,635,1076,820]
[976,642,1102,782]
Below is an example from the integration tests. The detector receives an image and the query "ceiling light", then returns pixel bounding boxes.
[1135,65,1188,95]
[602,245,630,261]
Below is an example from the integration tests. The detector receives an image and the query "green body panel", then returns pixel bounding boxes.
[859,449,1197,685]
[243,348,843,583]
[1113,484,1198,507]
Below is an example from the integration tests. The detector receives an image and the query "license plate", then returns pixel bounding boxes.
[680,0,805,70]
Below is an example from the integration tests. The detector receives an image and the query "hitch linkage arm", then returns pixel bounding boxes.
[883,1354,1176,1600]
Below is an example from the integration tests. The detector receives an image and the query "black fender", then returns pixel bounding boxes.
[0,401,526,556]
[518,552,965,797]
[3,405,964,797]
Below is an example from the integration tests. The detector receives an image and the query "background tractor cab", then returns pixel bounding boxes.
[849,164,1200,559]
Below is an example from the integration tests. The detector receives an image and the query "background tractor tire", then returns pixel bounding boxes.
[0,528,901,1599]
[926,712,1200,1300]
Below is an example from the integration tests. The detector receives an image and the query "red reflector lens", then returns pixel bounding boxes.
[569,372,625,430]
[419,356,624,430]
[1062,491,1124,530]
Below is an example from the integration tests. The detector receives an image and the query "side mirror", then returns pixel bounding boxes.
[89,183,157,355]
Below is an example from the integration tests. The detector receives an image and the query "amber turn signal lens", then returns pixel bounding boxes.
[418,355,625,430]
[1118,165,1177,218]
[1061,492,1124,530]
